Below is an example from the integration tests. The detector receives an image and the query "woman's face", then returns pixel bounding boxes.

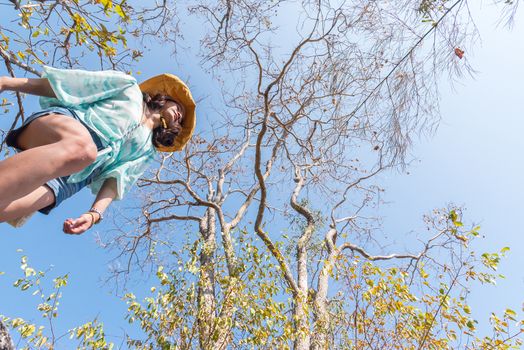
[161,100,185,132]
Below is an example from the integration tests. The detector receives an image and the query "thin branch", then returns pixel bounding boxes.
[348,0,465,120]
[338,242,422,261]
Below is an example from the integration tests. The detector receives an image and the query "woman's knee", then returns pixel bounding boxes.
[58,136,98,170]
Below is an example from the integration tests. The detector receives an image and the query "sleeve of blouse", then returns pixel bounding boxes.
[88,154,155,201]
[39,66,137,108]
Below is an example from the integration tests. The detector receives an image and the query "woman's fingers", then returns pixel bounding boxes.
[63,222,88,234]
[62,218,75,233]
[62,214,93,234]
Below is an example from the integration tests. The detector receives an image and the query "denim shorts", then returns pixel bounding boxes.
[5,107,104,214]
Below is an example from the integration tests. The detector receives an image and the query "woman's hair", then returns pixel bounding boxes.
[143,92,182,149]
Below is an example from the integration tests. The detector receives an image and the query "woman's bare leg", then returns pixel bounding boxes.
[0,113,98,208]
[0,185,55,222]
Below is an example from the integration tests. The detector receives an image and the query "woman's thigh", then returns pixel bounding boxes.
[0,185,55,222]
[16,113,95,150]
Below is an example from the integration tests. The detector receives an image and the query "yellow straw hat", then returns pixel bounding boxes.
[140,74,196,152]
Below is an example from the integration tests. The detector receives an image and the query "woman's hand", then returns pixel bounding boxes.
[0,76,5,93]
[62,213,96,235]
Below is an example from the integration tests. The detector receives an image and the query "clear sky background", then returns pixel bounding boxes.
[1,2,523,347]
[381,4,524,327]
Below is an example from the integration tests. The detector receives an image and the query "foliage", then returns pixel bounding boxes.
[119,209,523,349]
[124,230,295,349]
[0,0,149,69]
[1,223,523,349]
[1,252,113,349]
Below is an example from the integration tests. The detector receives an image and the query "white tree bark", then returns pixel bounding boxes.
[291,168,314,350]
[311,228,338,350]
[0,320,14,350]
[198,209,218,350]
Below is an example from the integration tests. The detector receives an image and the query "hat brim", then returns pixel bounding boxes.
[140,74,196,152]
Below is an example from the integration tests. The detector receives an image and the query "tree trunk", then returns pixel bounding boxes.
[310,259,332,350]
[197,209,218,350]
[291,173,313,350]
[294,243,311,350]
[293,292,310,350]
[212,225,237,350]
[198,211,237,350]
[0,320,14,350]
[311,228,337,350]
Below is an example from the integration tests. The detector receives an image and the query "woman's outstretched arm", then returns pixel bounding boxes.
[0,76,56,97]
[63,178,118,234]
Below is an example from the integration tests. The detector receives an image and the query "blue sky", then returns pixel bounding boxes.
[1,1,523,347]
[381,5,524,330]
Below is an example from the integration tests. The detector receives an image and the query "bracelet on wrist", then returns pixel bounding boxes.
[86,212,96,229]
[89,207,103,223]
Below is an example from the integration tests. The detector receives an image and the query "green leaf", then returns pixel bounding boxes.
[470,225,481,236]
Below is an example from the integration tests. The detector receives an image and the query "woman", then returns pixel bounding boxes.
[0,66,196,234]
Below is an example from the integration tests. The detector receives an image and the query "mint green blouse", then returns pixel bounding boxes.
[39,66,157,200]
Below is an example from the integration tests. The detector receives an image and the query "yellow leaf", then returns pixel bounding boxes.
[115,5,126,19]
[21,324,36,337]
